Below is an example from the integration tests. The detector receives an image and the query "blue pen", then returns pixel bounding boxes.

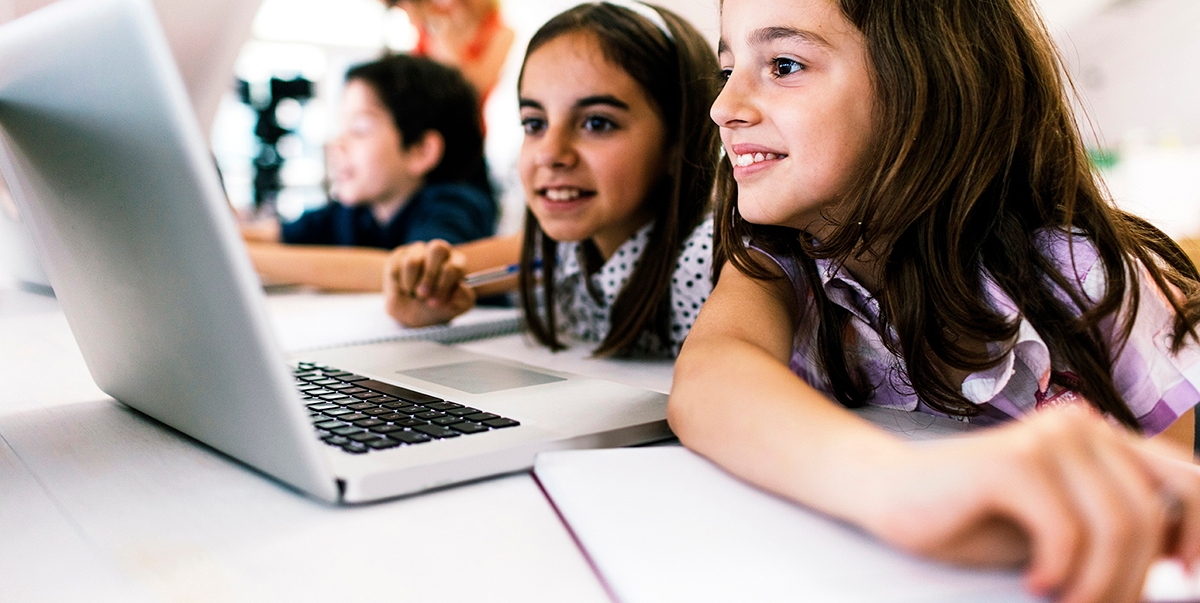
[463,259,542,287]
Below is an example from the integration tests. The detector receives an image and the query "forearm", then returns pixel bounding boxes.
[670,334,904,526]
[246,242,388,292]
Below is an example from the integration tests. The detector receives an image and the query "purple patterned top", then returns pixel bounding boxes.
[760,230,1200,435]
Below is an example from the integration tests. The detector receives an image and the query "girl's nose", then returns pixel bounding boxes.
[534,125,578,169]
[710,69,759,129]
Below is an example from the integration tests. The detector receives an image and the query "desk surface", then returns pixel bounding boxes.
[0,286,635,602]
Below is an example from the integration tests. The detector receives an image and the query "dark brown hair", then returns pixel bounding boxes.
[715,0,1200,427]
[346,53,493,200]
[517,2,720,356]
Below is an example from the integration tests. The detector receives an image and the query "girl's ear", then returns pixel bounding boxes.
[403,130,445,178]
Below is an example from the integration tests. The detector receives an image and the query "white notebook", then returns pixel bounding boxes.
[534,445,1044,603]
[264,292,523,354]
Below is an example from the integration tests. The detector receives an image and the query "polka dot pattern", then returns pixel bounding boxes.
[554,217,715,356]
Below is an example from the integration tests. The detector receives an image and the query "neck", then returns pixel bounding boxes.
[369,182,420,225]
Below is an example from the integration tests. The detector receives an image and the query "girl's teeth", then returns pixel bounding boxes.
[734,152,781,167]
[545,188,581,201]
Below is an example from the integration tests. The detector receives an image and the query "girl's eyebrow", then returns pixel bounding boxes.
[517,95,630,111]
[718,26,833,54]
[575,95,629,111]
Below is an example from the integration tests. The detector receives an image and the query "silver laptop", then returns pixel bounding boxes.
[0,0,670,503]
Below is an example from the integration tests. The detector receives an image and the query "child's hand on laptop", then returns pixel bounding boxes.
[384,239,476,327]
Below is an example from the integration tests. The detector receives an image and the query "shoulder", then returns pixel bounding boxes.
[1033,228,1106,300]
[409,183,494,211]
[279,201,352,244]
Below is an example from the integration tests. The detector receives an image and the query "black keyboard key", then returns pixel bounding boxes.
[394,405,424,415]
[328,383,356,391]
[312,378,341,387]
[324,408,353,417]
[425,402,463,411]
[341,387,368,395]
[380,402,409,410]
[432,416,464,426]
[446,407,480,417]
[358,380,442,404]
[465,412,499,422]
[348,432,382,443]
[415,411,445,420]
[346,402,378,411]
[452,422,489,434]
[392,431,432,444]
[339,374,368,382]
[377,412,409,422]
[306,402,340,411]
[351,391,382,400]
[391,418,426,427]
[365,438,401,450]
[338,413,370,422]
[483,418,519,429]
[413,424,460,439]
[318,393,349,401]
[315,420,346,430]
[354,419,385,428]
[369,424,406,434]
[362,407,391,417]
[332,426,363,436]
[373,396,399,404]
[342,442,369,454]
[324,371,352,378]
[322,435,349,445]
[306,388,334,396]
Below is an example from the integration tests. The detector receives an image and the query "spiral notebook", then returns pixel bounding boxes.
[264,292,524,354]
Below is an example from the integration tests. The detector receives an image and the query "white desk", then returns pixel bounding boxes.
[0,285,655,602]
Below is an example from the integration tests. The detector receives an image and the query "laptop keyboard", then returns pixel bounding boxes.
[294,362,520,455]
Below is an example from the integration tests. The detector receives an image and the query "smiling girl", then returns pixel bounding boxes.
[383,2,721,357]
[669,0,1200,602]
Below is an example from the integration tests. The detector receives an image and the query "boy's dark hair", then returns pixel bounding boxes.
[516,2,721,357]
[715,0,1200,428]
[346,54,493,199]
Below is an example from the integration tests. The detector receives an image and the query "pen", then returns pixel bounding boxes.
[463,259,541,288]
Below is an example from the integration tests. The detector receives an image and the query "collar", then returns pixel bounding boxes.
[815,258,1052,406]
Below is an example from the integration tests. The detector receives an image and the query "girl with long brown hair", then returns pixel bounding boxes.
[384,1,721,358]
[669,0,1200,601]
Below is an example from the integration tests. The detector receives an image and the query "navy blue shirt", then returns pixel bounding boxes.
[280,183,496,249]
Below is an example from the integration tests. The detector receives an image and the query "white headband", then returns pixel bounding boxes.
[600,1,674,41]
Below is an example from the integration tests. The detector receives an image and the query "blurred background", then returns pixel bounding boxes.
[0,0,1196,287]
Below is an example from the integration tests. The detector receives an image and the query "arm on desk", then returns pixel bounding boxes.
[247,241,388,292]
[384,234,521,327]
[669,260,1200,603]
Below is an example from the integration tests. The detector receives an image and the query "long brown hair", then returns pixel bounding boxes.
[715,0,1200,427]
[517,2,720,356]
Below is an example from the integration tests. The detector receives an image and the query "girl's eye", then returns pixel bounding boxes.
[718,68,732,84]
[582,116,617,132]
[771,57,805,77]
[521,117,546,135]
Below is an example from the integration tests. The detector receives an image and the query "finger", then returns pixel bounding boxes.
[416,241,452,299]
[398,247,432,299]
[1071,428,1169,603]
[1135,443,1200,564]
[986,444,1083,599]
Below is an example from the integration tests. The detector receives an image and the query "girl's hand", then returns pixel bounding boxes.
[863,404,1200,603]
[383,239,476,327]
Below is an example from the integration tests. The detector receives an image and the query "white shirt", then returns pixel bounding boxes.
[554,216,714,357]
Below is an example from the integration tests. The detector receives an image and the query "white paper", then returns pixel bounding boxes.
[535,446,1043,603]
[263,292,521,353]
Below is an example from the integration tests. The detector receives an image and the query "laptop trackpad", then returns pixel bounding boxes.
[398,360,565,394]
